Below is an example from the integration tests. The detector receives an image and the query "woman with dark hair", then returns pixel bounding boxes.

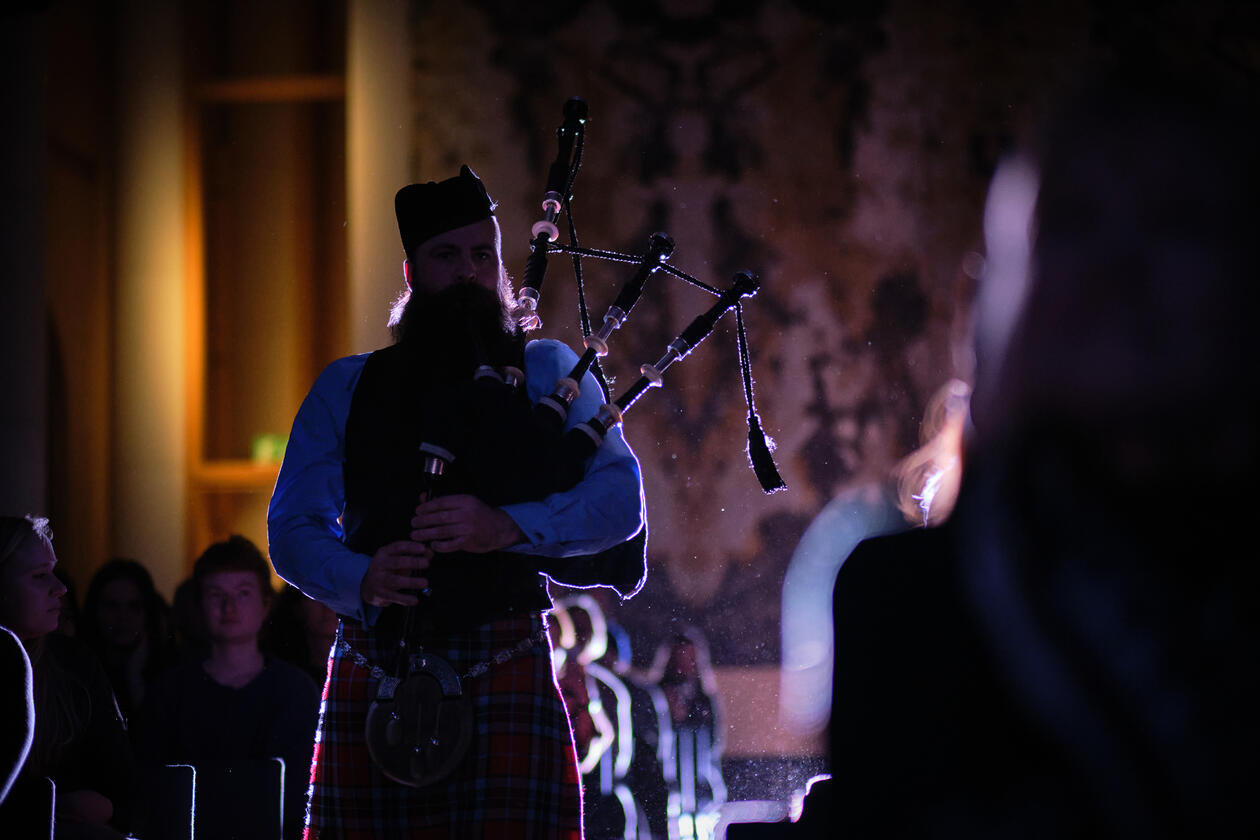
[0,515,134,839]
[79,558,176,723]
[267,583,339,683]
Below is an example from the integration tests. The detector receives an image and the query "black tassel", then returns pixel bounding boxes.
[734,300,786,494]
[746,411,786,494]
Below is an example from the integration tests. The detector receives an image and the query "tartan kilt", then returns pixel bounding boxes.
[305,613,583,839]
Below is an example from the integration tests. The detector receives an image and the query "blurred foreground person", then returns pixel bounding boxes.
[0,516,134,839]
[821,66,1260,838]
[0,624,34,805]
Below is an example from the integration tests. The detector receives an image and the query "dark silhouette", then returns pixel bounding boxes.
[816,64,1260,839]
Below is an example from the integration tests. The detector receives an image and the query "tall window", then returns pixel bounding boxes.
[185,0,347,564]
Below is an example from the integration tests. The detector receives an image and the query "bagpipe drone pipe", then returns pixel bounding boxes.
[514,99,786,492]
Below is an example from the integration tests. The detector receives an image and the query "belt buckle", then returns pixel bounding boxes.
[365,652,473,787]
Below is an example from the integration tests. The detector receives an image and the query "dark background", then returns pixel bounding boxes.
[3,0,1256,803]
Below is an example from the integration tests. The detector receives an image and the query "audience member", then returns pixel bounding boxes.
[557,595,642,839]
[267,583,339,683]
[649,628,725,840]
[80,558,176,723]
[133,535,319,840]
[549,599,615,778]
[0,515,135,839]
[169,574,208,661]
[602,618,672,839]
[824,63,1260,838]
[54,563,80,638]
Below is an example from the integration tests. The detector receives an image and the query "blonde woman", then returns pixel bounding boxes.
[0,515,134,839]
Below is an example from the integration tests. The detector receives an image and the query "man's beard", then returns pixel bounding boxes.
[390,281,524,382]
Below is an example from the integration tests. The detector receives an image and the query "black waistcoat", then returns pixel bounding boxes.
[341,343,552,634]
[341,342,649,638]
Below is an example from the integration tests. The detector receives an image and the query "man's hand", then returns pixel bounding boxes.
[410,494,526,554]
[360,540,432,607]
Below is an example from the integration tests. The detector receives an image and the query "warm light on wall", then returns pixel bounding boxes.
[112,1,188,601]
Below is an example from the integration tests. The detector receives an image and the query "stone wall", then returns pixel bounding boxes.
[402,0,1258,783]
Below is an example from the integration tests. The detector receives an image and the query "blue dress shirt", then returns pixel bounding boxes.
[267,339,645,627]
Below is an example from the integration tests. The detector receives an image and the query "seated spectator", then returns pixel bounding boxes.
[79,558,176,724]
[169,574,208,661]
[133,535,319,840]
[0,515,135,839]
[601,618,672,840]
[54,564,80,639]
[267,583,339,683]
[556,595,639,839]
[649,628,725,840]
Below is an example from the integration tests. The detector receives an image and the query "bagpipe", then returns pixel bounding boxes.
[515,97,785,498]
[355,96,787,596]
[362,98,783,787]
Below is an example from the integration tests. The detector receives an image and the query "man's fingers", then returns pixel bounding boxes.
[389,554,431,571]
[413,495,483,527]
[384,570,427,588]
[374,542,431,574]
[410,523,462,542]
[414,495,473,514]
[409,495,518,554]
[382,539,431,558]
[362,580,421,608]
[363,570,428,608]
[363,538,438,608]
[411,508,464,530]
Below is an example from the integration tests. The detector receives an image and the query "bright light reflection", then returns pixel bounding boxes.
[779,488,905,735]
